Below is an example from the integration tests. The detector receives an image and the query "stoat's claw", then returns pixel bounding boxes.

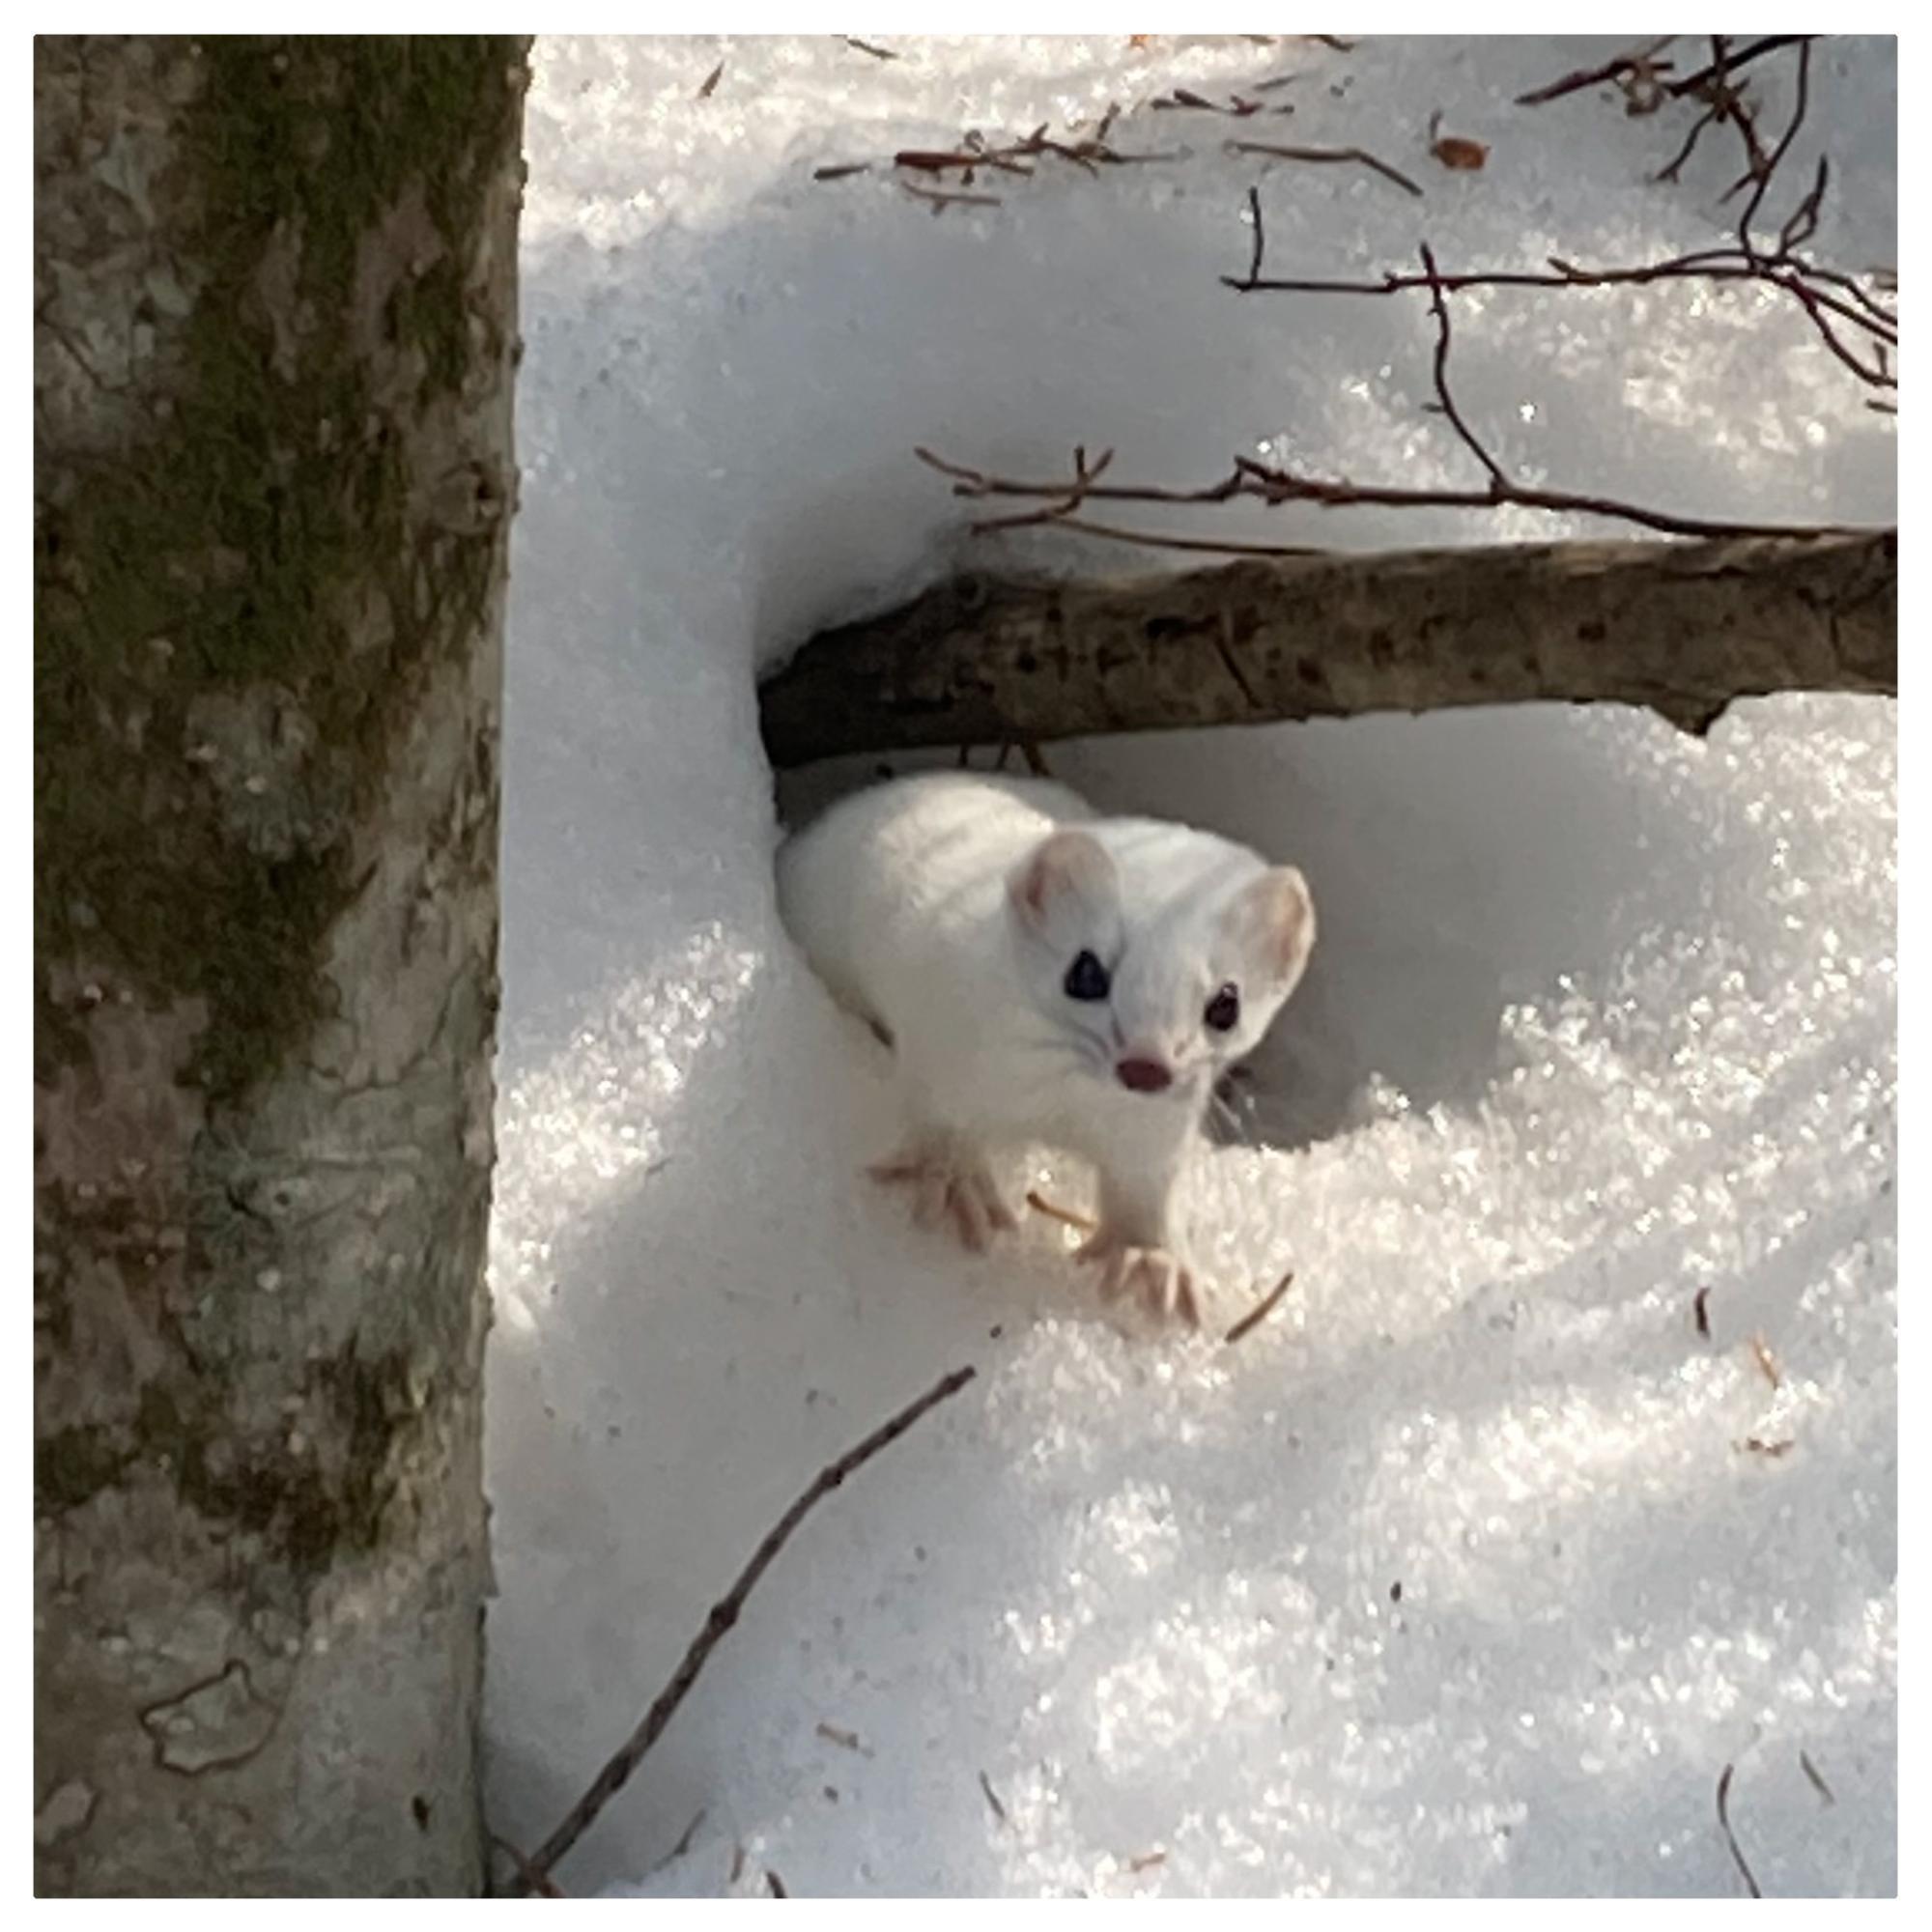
[1075,1237,1204,1330]
[869,1149,1011,1256]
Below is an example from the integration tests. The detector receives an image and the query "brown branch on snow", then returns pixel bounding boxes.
[1515,37,1676,108]
[1151,87,1275,119]
[921,224,1884,541]
[1414,244,1508,491]
[1669,35,1815,100]
[917,438,1861,544]
[843,37,899,61]
[1734,37,1814,257]
[1655,37,1756,185]
[1230,71,1895,400]
[758,528,1895,766]
[1228,247,1893,393]
[1716,1763,1764,1898]
[509,1364,979,1893]
[1224,1271,1296,1347]
[1228,139,1423,197]
[1526,34,1820,259]
[491,1833,567,1898]
[891,119,1179,188]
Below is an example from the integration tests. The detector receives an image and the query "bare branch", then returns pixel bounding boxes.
[1225,1270,1296,1346]
[512,1364,979,1891]
[921,440,1870,544]
[1229,139,1423,198]
[1669,35,1815,99]
[1416,244,1507,490]
[491,1833,566,1898]
[1717,1763,1764,1898]
[1516,38,1676,107]
[1737,38,1814,263]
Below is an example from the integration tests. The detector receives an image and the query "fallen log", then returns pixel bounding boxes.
[759,530,1894,767]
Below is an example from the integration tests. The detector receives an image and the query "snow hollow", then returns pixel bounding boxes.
[483,35,1896,1897]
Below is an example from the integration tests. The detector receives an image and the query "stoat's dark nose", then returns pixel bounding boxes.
[1117,1057,1174,1094]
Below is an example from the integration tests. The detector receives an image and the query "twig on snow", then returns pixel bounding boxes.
[1224,1270,1296,1346]
[1228,139,1423,198]
[1716,1762,1764,1897]
[511,1364,979,1891]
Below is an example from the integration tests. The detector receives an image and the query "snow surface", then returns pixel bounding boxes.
[484,35,1897,1897]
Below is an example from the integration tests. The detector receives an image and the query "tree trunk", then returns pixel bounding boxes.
[758,531,1896,766]
[35,37,526,1895]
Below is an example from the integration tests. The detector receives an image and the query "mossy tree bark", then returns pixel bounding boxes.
[35,37,526,1894]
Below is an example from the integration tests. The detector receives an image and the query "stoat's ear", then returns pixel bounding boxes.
[1223,866,1316,995]
[1009,830,1119,938]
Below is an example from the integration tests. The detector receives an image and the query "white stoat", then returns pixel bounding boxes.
[776,771,1315,1325]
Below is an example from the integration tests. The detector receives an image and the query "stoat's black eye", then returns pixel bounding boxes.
[1064,950,1110,1002]
[1205,982,1240,1033]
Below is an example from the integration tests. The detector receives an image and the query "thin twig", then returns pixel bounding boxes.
[492,1833,567,1898]
[1669,35,1813,99]
[843,37,898,61]
[894,123,1179,186]
[1223,245,1894,393]
[1716,1763,1763,1898]
[1736,39,1812,264]
[696,61,724,100]
[1694,1287,1713,1338]
[1800,1749,1836,1805]
[513,1364,979,1891]
[979,1770,1009,1824]
[1655,99,1727,185]
[1225,256,1894,349]
[1228,139,1423,197]
[1749,1334,1783,1390]
[1151,88,1265,119]
[1417,243,1507,490]
[924,440,1861,546]
[1517,38,1675,107]
[1224,1269,1296,1346]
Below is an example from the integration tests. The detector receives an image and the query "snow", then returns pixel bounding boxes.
[483,35,1896,1898]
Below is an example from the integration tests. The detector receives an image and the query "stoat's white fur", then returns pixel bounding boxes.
[777,772,1315,1323]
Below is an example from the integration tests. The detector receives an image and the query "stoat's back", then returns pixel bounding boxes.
[775,773,1093,1032]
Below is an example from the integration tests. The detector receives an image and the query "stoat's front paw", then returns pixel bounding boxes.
[1074,1235,1204,1329]
[868,1150,1016,1255]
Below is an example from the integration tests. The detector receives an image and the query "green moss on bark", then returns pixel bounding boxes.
[35,36,523,1102]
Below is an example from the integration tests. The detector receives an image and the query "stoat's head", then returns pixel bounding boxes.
[1007,828,1316,1104]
